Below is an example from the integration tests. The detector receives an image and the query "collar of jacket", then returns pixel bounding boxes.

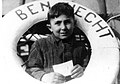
[48,33,74,46]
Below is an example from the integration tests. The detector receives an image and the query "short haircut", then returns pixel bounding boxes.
[47,2,74,23]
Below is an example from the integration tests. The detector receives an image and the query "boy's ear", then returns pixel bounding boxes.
[47,24,53,32]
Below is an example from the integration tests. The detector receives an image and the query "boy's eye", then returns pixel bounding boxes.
[64,20,71,24]
[55,21,61,25]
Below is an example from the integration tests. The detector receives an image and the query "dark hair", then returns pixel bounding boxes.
[47,2,74,23]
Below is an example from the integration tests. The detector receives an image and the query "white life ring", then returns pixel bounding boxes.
[1,0,119,84]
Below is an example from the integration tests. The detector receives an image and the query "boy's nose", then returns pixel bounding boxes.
[61,23,66,30]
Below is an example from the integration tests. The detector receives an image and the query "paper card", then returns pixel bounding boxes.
[53,60,73,76]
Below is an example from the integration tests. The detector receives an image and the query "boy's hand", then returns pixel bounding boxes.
[41,72,66,84]
[71,64,84,78]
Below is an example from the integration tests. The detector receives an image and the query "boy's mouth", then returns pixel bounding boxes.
[60,32,67,35]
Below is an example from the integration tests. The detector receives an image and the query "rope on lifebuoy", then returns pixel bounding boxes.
[107,14,120,23]
[1,0,119,84]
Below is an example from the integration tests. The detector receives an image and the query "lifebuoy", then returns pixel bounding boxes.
[1,0,119,84]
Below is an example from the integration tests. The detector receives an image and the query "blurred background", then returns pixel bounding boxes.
[2,0,120,19]
[2,0,120,84]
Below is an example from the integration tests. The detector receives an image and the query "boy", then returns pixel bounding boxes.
[25,2,90,84]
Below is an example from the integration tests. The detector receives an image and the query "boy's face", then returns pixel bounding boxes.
[50,15,75,39]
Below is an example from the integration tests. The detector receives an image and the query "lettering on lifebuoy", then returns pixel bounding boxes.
[15,1,114,38]
[15,1,50,20]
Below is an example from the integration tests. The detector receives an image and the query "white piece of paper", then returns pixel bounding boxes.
[53,60,73,76]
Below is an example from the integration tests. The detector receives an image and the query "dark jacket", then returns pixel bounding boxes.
[25,27,91,80]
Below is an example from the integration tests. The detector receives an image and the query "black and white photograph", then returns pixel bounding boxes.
[1,0,120,84]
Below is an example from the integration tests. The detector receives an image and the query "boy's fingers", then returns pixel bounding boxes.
[71,64,79,72]
[52,78,65,84]
[53,75,65,84]
[71,65,83,75]
[77,72,84,78]
[71,71,84,78]
[54,73,65,81]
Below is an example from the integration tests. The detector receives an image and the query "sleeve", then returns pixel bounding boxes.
[81,44,89,68]
[73,42,91,68]
[25,40,46,81]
